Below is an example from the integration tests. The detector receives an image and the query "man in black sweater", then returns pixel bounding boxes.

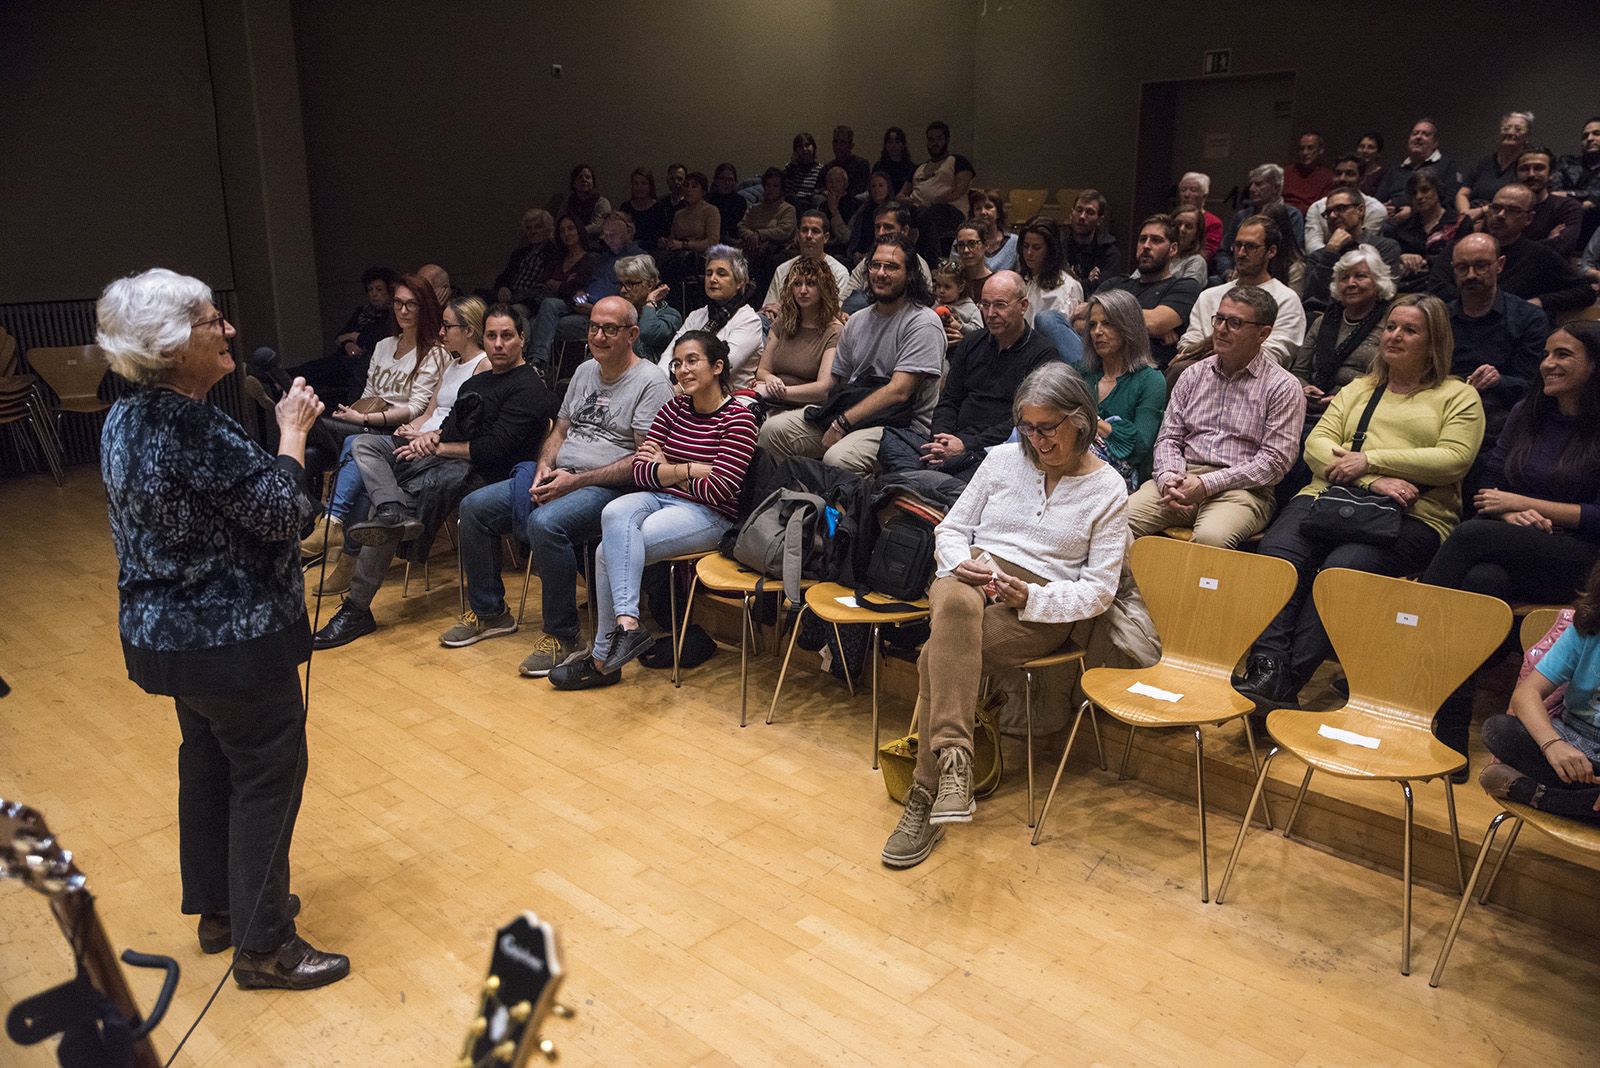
[1426,182,1594,319]
[877,271,1059,480]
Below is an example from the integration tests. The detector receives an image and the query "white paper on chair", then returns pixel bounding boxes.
[834,596,859,608]
[1128,682,1183,702]
[1318,723,1381,749]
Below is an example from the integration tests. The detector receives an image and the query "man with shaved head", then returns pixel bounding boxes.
[878,270,1061,479]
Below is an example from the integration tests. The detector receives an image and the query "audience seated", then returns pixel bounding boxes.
[1129,285,1304,548]
[907,120,975,260]
[440,296,673,676]
[876,126,918,202]
[418,263,457,306]
[1168,207,1210,286]
[522,215,601,371]
[761,209,849,313]
[1584,226,1600,290]
[879,271,1057,479]
[1262,202,1308,297]
[841,202,932,313]
[550,331,758,690]
[1423,322,1600,759]
[1480,562,1600,825]
[1301,188,1402,315]
[752,256,843,410]
[1457,111,1535,226]
[663,163,689,214]
[818,164,858,259]
[783,132,825,214]
[968,189,1018,272]
[299,266,397,410]
[1089,214,1203,369]
[547,164,612,240]
[828,125,871,199]
[1283,131,1335,214]
[846,170,897,265]
[738,168,799,293]
[1377,118,1464,219]
[664,245,764,389]
[619,168,673,252]
[314,303,554,648]
[1304,156,1388,254]
[1064,189,1121,292]
[659,171,722,294]
[1291,246,1393,418]
[932,258,984,342]
[614,254,682,363]
[952,219,995,302]
[1236,294,1485,721]
[1176,171,1223,265]
[1555,116,1600,245]
[707,163,748,244]
[1079,289,1167,489]
[493,211,556,314]
[1174,215,1308,374]
[1519,146,1586,258]
[1217,165,1305,276]
[759,235,944,474]
[1015,221,1085,362]
[1356,131,1388,200]
[1387,168,1464,288]
[881,364,1128,869]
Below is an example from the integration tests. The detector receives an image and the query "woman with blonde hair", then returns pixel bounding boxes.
[753,255,844,409]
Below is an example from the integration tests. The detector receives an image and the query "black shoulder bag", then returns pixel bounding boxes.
[1303,385,1405,546]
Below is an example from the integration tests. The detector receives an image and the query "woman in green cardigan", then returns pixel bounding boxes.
[1079,288,1168,489]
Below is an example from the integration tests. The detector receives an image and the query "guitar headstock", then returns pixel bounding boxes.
[458,912,567,1067]
[0,797,86,900]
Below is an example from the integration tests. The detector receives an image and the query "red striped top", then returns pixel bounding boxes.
[632,394,758,518]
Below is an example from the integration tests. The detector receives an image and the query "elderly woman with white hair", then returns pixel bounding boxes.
[95,268,349,989]
[1290,244,1394,416]
[661,244,764,389]
[882,362,1130,869]
[1176,170,1223,266]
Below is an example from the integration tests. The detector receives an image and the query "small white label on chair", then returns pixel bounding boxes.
[1198,576,1219,590]
[1395,612,1419,627]
[1317,723,1381,749]
[834,596,859,608]
[1128,681,1183,702]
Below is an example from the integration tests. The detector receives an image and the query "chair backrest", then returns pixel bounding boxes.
[0,325,18,376]
[1314,568,1512,729]
[1006,188,1047,225]
[1520,608,1564,652]
[27,345,109,406]
[1128,535,1297,679]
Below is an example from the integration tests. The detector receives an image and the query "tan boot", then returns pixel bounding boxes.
[301,514,342,558]
[311,552,356,598]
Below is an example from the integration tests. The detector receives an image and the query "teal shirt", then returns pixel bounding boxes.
[1084,365,1167,485]
[1535,624,1600,760]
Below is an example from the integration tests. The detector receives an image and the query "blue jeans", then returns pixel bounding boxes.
[458,478,623,643]
[528,298,590,367]
[1033,310,1085,369]
[590,492,732,660]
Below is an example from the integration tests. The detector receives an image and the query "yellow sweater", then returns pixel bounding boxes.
[1300,375,1485,541]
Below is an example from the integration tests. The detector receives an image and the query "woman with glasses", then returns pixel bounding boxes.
[549,331,758,690]
[881,363,1130,868]
[663,245,764,389]
[96,268,349,988]
[952,219,994,302]
[613,253,683,362]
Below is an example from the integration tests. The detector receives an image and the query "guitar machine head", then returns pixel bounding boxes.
[459,911,570,1067]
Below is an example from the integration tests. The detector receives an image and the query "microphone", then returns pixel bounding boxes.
[247,346,294,399]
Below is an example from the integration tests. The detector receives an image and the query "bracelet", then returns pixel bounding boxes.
[835,414,852,433]
[1540,737,1564,753]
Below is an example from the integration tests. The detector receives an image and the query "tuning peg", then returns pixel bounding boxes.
[509,1000,532,1023]
[539,1038,559,1061]
[552,1003,575,1019]
[483,975,501,996]
[467,1017,487,1038]
[494,1040,516,1062]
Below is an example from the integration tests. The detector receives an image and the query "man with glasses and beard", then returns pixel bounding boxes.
[1173,215,1307,377]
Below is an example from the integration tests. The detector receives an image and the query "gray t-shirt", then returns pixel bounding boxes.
[556,357,673,471]
[832,300,946,433]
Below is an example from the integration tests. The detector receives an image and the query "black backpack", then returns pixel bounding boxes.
[857,512,937,606]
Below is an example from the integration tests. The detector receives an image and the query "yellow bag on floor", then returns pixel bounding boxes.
[879,689,1006,804]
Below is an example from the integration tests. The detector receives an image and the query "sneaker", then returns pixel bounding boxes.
[600,626,655,674]
[549,656,621,691]
[882,785,944,869]
[439,608,519,648]
[348,502,421,547]
[930,746,975,824]
[517,634,584,678]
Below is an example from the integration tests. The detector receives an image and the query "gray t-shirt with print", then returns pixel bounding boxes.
[556,357,673,472]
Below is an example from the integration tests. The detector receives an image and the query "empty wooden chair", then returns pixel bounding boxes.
[1006,189,1048,226]
[27,345,111,418]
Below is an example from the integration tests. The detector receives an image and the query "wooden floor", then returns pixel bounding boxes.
[3,467,1599,1066]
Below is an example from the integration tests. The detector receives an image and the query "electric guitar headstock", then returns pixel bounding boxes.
[458,911,569,1067]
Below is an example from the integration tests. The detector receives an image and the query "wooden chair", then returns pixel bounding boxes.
[1005,188,1048,226]
[1032,537,1297,901]
[27,345,112,420]
[767,581,929,768]
[1215,568,1513,975]
[0,375,65,484]
[1428,603,1594,987]
[678,554,815,727]
[1004,644,1097,828]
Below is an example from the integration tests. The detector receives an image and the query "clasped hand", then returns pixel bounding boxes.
[394,430,440,461]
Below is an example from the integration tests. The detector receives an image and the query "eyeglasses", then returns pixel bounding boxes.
[1488,204,1527,215]
[1327,201,1360,212]
[952,239,981,251]
[441,321,465,332]
[868,260,904,274]
[977,299,1016,312]
[1211,313,1266,331]
[1016,418,1066,439]
[393,299,420,312]
[586,321,627,338]
[191,313,228,332]
[1231,240,1265,252]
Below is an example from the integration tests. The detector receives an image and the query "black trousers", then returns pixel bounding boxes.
[174,667,307,951]
[1252,494,1441,693]
[1482,715,1600,824]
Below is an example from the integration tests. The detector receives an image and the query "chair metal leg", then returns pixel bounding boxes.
[1444,777,1465,893]
[1399,779,1415,975]
[1194,727,1211,903]
[1283,767,1315,839]
[1117,725,1137,780]
[669,564,681,687]
[1241,722,1275,831]
[1021,671,1038,828]
[869,624,882,769]
[422,554,431,592]
[672,570,701,689]
[1215,746,1279,905]
[1030,703,1088,846]
[518,548,534,624]
[1087,702,1107,772]
[766,605,808,725]
[737,593,752,728]
[831,622,855,698]
[403,559,413,597]
[1478,818,1525,905]
[1429,811,1518,988]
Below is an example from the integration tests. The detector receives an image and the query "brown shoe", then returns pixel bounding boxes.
[301,514,342,559]
[234,935,350,991]
[312,552,356,598]
[198,893,300,954]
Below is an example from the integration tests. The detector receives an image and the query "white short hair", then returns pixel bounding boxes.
[1250,163,1284,188]
[96,268,214,385]
[1180,171,1211,195]
[1331,246,1398,302]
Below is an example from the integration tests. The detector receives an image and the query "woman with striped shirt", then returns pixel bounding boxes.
[550,330,758,690]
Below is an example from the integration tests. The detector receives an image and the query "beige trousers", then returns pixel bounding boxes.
[1126,463,1276,549]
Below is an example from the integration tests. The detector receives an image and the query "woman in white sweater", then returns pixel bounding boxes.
[662,245,764,390]
[882,363,1130,869]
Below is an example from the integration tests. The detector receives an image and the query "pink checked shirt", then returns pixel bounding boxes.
[1153,351,1306,496]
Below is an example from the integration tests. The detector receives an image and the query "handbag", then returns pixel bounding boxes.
[879,689,1006,804]
[1304,385,1403,546]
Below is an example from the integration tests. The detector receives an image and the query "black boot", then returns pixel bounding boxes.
[1433,713,1472,784]
[347,502,421,547]
[1236,654,1289,711]
[313,600,376,649]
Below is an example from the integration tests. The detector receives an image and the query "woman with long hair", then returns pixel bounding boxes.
[1016,221,1084,365]
[754,256,843,408]
[1170,206,1211,285]
[877,126,916,199]
[1078,288,1167,488]
[547,162,612,238]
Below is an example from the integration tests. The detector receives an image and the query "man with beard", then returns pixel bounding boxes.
[1304,155,1388,253]
[1519,147,1586,258]
[1300,188,1402,315]
[1555,116,1600,246]
[908,121,976,260]
[1175,215,1306,374]
[1426,183,1593,317]
[1087,214,1201,368]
